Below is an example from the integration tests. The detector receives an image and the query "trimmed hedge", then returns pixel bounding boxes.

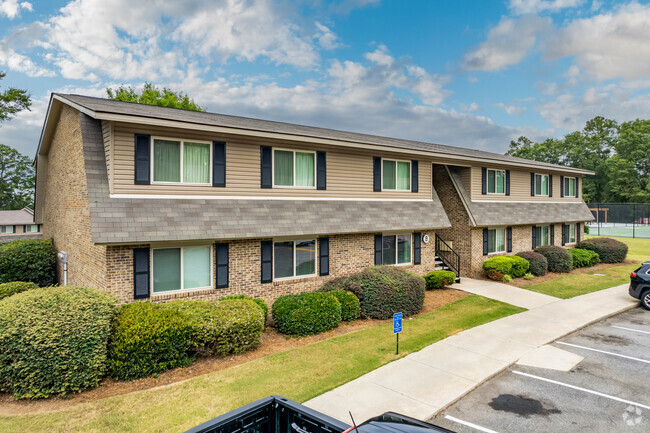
[0,239,56,287]
[0,287,116,399]
[272,292,341,336]
[328,290,360,322]
[569,248,600,268]
[482,256,529,278]
[320,266,425,319]
[516,251,548,276]
[576,238,627,263]
[424,270,456,289]
[220,295,269,324]
[108,299,264,380]
[534,245,572,273]
[0,281,39,301]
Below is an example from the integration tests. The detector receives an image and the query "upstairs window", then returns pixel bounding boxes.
[382,159,410,191]
[487,169,505,194]
[535,174,549,196]
[273,149,315,188]
[486,228,506,254]
[564,177,576,197]
[382,234,412,265]
[152,138,211,184]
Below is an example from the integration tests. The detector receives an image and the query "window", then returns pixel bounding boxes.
[486,228,506,254]
[564,177,576,197]
[25,225,38,233]
[535,174,549,196]
[1,226,14,234]
[273,149,315,188]
[152,138,211,184]
[535,225,550,246]
[382,234,412,265]
[152,246,212,293]
[274,239,316,279]
[487,169,505,194]
[567,223,576,244]
[382,159,410,191]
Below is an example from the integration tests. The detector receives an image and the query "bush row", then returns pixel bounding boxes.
[482,256,529,279]
[577,238,627,263]
[569,248,600,268]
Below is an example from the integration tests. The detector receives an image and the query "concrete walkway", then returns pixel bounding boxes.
[304,282,638,423]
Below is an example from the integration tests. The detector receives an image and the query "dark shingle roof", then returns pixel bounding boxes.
[80,114,450,245]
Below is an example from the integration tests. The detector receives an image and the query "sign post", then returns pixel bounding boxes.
[393,312,403,354]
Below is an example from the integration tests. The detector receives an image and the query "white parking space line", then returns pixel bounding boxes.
[444,415,502,433]
[512,371,650,410]
[556,341,650,364]
[612,325,650,335]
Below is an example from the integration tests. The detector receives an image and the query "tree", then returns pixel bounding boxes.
[106,82,205,111]
[0,144,35,210]
[607,120,650,203]
[0,71,31,123]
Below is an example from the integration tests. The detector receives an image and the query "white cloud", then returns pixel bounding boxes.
[315,22,341,50]
[462,15,551,71]
[0,0,32,19]
[364,45,394,66]
[508,0,584,15]
[495,102,526,116]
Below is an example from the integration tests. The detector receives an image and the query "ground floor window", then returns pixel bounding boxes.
[274,239,316,279]
[535,225,550,246]
[0,225,14,234]
[487,228,506,254]
[152,245,212,293]
[382,234,412,265]
[25,224,38,233]
[567,223,576,244]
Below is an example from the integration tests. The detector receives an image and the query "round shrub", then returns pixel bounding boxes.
[424,270,456,289]
[0,287,116,399]
[0,281,39,301]
[524,273,534,280]
[482,256,529,278]
[220,295,268,324]
[534,246,572,273]
[486,269,504,281]
[576,238,627,263]
[328,290,360,322]
[569,248,600,268]
[516,251,548,276]
[272,292,341,336]
[502,274,513,283]
[320,266,425,319]
[0,239,56,287]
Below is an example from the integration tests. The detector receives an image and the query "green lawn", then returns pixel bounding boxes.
[522,263,638,299]
[0,295,523,433]
[585,235,650,263]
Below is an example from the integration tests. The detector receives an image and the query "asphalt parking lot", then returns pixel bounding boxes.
[430,306,650,433]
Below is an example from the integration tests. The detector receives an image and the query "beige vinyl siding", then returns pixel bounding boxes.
[469,166,582,201]
[101,120,113,193]
[457,167,471,193]
[111,122,433,199]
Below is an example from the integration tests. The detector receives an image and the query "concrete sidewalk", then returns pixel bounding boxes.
[304,282,638,423]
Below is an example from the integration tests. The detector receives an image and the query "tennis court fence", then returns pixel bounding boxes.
[586,203,650,238]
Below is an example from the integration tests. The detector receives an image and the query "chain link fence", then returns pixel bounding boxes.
[586,203,650,238]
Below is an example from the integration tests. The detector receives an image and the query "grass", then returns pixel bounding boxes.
[522,263,638,299]
[0,295,524,433]
[585,235,650,263]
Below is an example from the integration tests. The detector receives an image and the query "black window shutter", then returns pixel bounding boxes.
[134,134,151,185]
[215,243,229,288]
[531,173,535,196]
[507,227,513,252]
[549,175,553,197]
[561,224,566,246]
[532,225,537,249]
[212,141,226,187]
[317,151,326,190]
[133,248,150,299]
[260,146,272,188]
[550,225,555,245]
[373,157,381,192]
[374,234,383,265]
[22,225,26,233]
[413,232,421,265]
[261,240,273,283]
[575,178,579,198]
[483,228,488,255]
[505,170,511,196]
[560,176,565,197]
[12,225,16,233]
[411,160,418,193]
[577,223,581,243]
[481,167,487,195]
[37,224,41,232]
[319,237,329,276]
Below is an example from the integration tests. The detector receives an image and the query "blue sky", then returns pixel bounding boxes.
[1,0,649,156]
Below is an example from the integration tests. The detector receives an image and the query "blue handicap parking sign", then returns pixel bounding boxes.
[393,312,403,334]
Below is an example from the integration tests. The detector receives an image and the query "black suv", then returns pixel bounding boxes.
[630,262,650,310]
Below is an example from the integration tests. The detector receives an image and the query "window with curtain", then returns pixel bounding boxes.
[1,226,14,233]
[25,224,38,233]
[274,239,316,279]
[487,228,506,254]
[564,177,576,196]
[568,223,576,244]
[535,174,549,196]
[487,169,505,194]
[382,234,412,265]
[382,159,410,191]
[152,138,211,184]
[152,246,212,293]
[535,225,550,246]
[273,149,315,187]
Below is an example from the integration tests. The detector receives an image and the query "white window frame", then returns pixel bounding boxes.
[382,233,413,266]
[487,169,506,195]
[271,148,317,189]
[1,225,15,234]
[151,245,214,295]
[150,136,213,185]
[535,173,549,197]
[537,225,550,246]
[564,177,576,197]
[25,224,38,233]
[486,227,507,254]
[273,238,318,281]
[381,158,412,192]
[567,223,577,244]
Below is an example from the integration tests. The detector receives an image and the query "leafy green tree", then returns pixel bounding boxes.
[0,71,31,123]
[0,144,35,209]
[106,82,205,111]
[606,120,650,202]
